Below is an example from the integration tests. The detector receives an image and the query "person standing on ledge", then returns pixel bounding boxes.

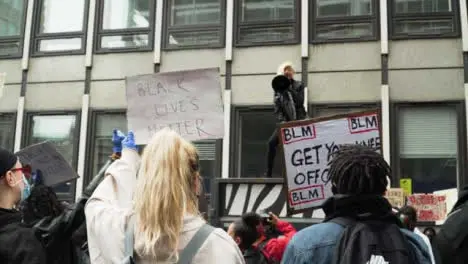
[265,62,307,178]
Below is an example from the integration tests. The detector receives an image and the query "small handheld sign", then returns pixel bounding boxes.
[279,110,381,214]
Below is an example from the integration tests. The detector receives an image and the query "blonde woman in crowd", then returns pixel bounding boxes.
[85,128,244,263]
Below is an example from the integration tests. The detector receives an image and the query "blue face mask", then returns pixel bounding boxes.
[20,175,31,202]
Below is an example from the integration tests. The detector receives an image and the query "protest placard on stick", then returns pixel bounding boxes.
[280,110,381,214]
[16,142,79,187]
[407,194,447,222]
[126,68,224,144]
[385,188,405,208]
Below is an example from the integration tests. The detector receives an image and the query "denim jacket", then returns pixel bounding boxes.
[281,222,432,264]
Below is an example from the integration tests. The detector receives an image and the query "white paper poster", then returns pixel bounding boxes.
[126,68,224,144]
[280,110,381,214]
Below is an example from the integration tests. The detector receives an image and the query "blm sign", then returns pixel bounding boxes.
[279,110,381,214]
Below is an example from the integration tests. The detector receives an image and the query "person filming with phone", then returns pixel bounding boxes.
[228,211,296,263]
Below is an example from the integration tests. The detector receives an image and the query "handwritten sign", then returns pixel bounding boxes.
[385,188,405,208]
[126,68,224,144]
[400,178,412,196]
[407,194,447,222]
[16,142,79,187]
[280,110,381,214]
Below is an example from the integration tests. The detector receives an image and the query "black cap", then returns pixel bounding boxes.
[0,148,18,177]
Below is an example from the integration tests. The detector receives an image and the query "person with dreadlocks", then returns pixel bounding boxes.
[282,144,432,264]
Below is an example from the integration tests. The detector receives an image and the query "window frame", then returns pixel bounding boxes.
[233,0,301,47]
[85,109,126,187]
[22,111,81,202]
[30,0,90,57]
[0,0,29,59]
[162,0,226,50]
[309,102,381,117]
[310,0,380,43]
[0,112,17,152]
[388,0,460,39]
[94,0,156,54]
[390,101,467,190]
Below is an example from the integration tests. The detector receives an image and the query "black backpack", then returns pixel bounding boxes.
[243,241,279,264]
[330,217,418,264]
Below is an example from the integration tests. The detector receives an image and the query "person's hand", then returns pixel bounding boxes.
[122,131,138,151]
[269,212,280,226]
[112,129,126,153]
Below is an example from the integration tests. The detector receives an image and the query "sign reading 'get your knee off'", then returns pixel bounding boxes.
[280,110,381,214]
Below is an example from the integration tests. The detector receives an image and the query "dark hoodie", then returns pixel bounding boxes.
[433,186,468,264]
[0,208,46,264]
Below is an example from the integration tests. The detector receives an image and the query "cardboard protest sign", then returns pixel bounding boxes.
[434,188,458,224]
[280,110,381,214]
[16,142,79,187]
[126,68,224,145]
[407,194,447,222]
[385,188,405,208]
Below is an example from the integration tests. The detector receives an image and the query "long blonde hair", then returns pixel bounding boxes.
[134,128,200,260]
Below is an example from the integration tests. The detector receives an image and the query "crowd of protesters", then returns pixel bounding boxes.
[2,128,468,263]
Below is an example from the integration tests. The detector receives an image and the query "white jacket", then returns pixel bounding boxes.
[85,148,245,264]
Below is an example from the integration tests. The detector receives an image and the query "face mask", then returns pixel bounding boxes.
[14,174,31,202]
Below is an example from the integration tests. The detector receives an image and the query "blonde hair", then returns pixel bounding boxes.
[134,128,200,260]
[277,61,295,75]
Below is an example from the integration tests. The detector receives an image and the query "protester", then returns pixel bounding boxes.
[265,62,306,178]
[228,211,295,263]
[282,144,431,264]
[433,186,468,264]
[423,227,436,242]
[86,128,244,263]
[0,148,46,264]
[398,205,436,264]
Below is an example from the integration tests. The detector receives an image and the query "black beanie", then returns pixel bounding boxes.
[0,148,17,177]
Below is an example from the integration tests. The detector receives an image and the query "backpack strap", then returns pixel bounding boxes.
[177,224,215,264]
[329,217,356,228]
[123,215,136,259]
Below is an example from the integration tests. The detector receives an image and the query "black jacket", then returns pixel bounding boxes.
[0,208,46,264]
[433,187,468,264]
[30,159,112,264]
[272,76,307,122]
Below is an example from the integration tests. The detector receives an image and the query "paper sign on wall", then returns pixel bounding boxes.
[407,194,447,222]
[280,110,381,214]
[400,178,412,196]
[126,68,224,145]
[386,188,405,208]
[16,142,79,187]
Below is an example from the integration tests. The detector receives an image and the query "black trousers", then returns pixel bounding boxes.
[266,129,279,178]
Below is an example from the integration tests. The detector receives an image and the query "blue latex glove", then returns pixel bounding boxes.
[112,129,126,153]
[122,131,138,151]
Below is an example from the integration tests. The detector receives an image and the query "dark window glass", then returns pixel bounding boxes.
[102,0,150,30]
[236,0,298,45]
[391,0,457,37]
[165,0,224,49]
[312,0,377,41]
[26,115,79,201]
[90,113,127,178]
[0,0,26,57]
[236,109,282,178]
[0,114,15,151]
[398,107,458,193]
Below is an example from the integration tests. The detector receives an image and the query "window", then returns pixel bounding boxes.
[311,0,378,42]
[397,106,459,193]
[232,107,283,178]
[24,113,80,201]
[310,104,379,118]
[164,0,225,49]
[235,0,300,46]
[390,0,459,38]
[96,0,155,52]
[0,0,26,58]
[31,0,89,55]
[88,112,127,184]
[0,113,15,151]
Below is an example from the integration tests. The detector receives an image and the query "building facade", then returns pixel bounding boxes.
[0,0,467,202]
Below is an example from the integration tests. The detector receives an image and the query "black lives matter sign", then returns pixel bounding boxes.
[280,110,381,214]
[126,68,224,144]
